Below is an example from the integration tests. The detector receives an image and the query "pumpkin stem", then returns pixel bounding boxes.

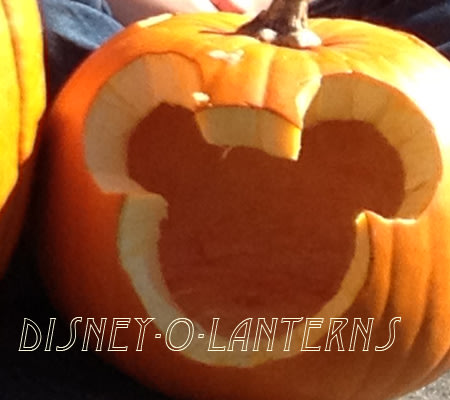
[236,0,321,49]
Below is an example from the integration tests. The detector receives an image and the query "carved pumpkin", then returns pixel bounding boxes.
[0,0,45,277]
[40,3,450,399]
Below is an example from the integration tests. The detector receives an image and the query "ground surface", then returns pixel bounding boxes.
[402,375,450,400]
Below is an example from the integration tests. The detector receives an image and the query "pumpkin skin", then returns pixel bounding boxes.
[40,12,450,400]
[0,0,46,277]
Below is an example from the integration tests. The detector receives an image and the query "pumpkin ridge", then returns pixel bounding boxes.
[1,0,24,175]
[0,0,20,209]
[351,224,408,399]
[252,42,278,110]
[354,217,433,400]
[418,245,450,385]
[398,216,436,391]
[345,215,395,400]
[388,213,450,397]
[202,40,274,108]
[376,221,413,399]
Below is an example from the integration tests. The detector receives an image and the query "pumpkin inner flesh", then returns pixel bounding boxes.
[126,104,405,339]
[196,106,302,160]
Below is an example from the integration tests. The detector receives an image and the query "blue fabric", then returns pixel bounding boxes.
[39,0,123,99]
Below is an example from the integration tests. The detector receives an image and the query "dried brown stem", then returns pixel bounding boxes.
[236,0,321,49]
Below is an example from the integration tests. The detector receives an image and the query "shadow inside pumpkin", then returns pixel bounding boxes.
[126,104,404,338]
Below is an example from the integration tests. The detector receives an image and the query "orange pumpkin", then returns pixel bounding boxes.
[40,2,450,399]
[0,0,46,277]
